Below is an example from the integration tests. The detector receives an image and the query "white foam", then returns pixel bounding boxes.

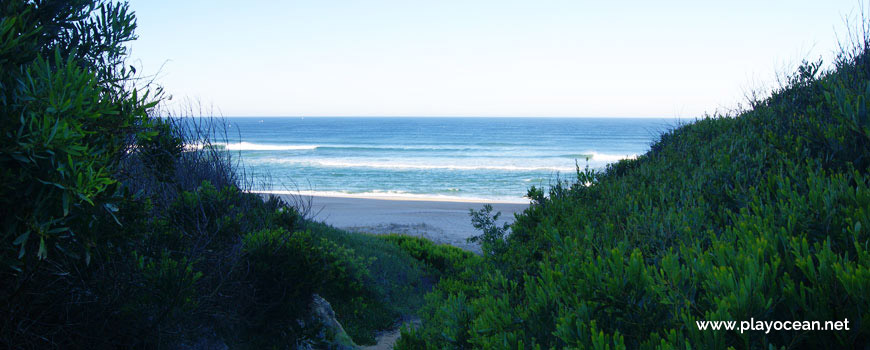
[186,142,319,151]
[222,142,319,151]
[573,151,638,162]
[250,190,529,204]
[253,158,577,172]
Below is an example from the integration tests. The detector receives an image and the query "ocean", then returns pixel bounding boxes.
[216,117,678,202]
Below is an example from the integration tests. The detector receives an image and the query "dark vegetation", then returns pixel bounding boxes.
[0,1,436,348]
[396,20,870,350]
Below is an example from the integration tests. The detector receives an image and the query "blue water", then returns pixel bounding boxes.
[218,117,676,202]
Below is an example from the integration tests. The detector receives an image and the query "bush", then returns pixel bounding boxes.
[400,23,870,350]
[0,1,165,347]
[0,0,156,270]
[1,2,426,348]
[381,234,479,277]
[467,205,511,258]
[238,228,370,346]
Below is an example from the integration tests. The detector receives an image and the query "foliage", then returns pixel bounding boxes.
[1,2,429,348]
[382,233,480,277]
[13,0,870,349]
[399,25,870,350]
[0,0,157,269]
[239,228,370,346]
[301,224,437,344]
[467,204,511,258]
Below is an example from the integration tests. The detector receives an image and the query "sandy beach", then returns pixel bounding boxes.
[275,194,530,252]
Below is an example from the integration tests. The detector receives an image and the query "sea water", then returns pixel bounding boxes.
[216,117,678,202]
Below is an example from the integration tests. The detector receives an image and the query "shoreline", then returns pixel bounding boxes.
[266,192,529,251]
[252,190,528,204]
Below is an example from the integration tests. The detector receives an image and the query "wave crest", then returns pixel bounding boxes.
[253,159,577,172]
[561,152,637,162]
[186,142,319,151]
[249,190,528,204]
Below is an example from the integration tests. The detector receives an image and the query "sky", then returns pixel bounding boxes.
[130,0,862,117]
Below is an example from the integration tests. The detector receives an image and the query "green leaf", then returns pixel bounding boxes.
[13,231,30,246]
[37,237,47,259]
[10,153,30,163]
[107,208,122,226]
[46,119,59,145]
[47,226,69,234]
[62,192,70,216]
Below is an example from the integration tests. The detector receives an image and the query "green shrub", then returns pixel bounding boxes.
[401,28,870,350]
[0,1,167,347]
[239,227,372,346]
[136,117,185,183]
[1,2,424,348]
[0,0,157,270]
[300,224,437,344]
[467,205,511,259]
[127,251,203,340]
[381,234,479,276]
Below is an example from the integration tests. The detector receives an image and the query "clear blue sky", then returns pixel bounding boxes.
[129,0,860,117]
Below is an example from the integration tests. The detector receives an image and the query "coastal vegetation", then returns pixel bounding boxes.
[0,1,433,348]
[3,1,870,349]
[395,23,870,350]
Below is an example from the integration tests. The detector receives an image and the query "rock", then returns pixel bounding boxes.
[296,294,358,350]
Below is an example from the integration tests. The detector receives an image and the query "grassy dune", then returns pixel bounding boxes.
[396,31,870,350]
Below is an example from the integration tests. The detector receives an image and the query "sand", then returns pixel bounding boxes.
[275,193,530,252]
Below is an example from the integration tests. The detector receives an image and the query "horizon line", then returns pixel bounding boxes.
[210,115,689,119]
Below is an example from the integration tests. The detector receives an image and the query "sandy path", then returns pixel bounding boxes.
[359,328,401,350]
[360,318,421,350]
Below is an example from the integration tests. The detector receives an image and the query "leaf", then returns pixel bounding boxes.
[62,192,70,216]
[46,119,59,144]
[13,231,30,246]
[35,177,65,189]
[47,226,69,234]
[107,207,122,226]
[10,153,30,163]
[38,237,47,259]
